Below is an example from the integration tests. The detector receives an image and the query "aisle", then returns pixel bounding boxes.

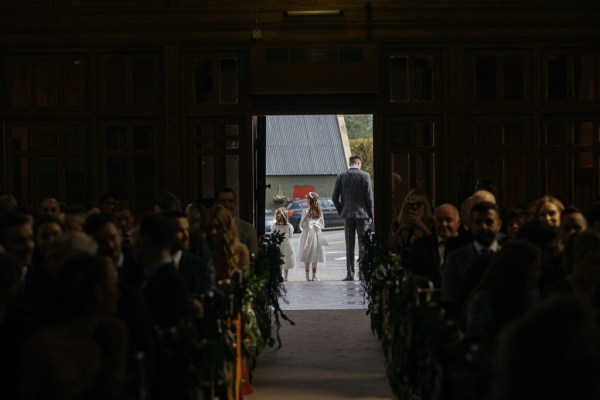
[249,282,395,399]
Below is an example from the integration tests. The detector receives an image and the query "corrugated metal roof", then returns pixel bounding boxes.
[266,115,348,176]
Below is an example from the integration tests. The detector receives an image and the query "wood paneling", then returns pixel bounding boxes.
[0,0,599,221]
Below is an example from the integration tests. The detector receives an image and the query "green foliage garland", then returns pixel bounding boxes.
[254,231,295,348]
[151,232,294,400]
[360,232,461,400]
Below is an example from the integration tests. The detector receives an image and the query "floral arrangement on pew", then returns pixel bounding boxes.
[253,230,295,348]
[153,232,294,400]
[360,231,461,400]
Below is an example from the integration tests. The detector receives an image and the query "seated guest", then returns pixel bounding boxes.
[63,205,87,232]
[19,254,127,400]
[215,187,258,259]
[559,206,588,244]
[517,219,564,297]
[163,210,215,297]
[186,201,212,261]
[39,197,61,219]
[0,212,35,272]
[389,188,433,259]
[204,205,250,282]
[152,190,182,213]
[84,201,101,215]
[133,214,194,400]
[586,201,600,235]
[442,201,502,302]
[99,192,118,215]
[501,209,528,243]
[564,231,600,307]
[113,200,136,250]
[0,252,39,400]
[445,196,476,254]
[133,213,191,329]
[410,203,460,287]
[84,213,141,288]
[465,240,542,339]
[446,189,501,255]
[30,232,99,324]
[535,195,565,228]
[23,215,64,315]
[0,194,18,215]
[83,213,156,397]
[491,297,600,400]
[442,201,502,307]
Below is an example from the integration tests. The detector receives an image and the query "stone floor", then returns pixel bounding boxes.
[248,276,394,400]
[250,309,395,400]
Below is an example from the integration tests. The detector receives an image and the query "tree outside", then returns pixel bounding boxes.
[344,115,373,139]
[344,115,373,177]
[349,138,373,177]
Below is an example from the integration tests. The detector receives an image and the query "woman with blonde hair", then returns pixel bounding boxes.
[204,204,250,281]
[299,192,328,281]
[389,188,433,255]
[536,195,565,228]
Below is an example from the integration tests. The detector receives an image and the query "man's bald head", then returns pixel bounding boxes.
[473,189,496,205]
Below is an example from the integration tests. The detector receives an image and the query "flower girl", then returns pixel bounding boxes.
[299,192,328,281]
[272,208,296,281]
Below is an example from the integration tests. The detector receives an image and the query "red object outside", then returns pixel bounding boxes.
[293,185,313,200]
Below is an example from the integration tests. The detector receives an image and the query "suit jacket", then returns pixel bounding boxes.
[178,251,216,297]
[441,244,478,302]
[445,228,473,255]
[141,262,191,330]
[116,282,156,376]
[332,167,374,219]
[236,218,258,258]
[410,235,443,287]
[118,247,144,289]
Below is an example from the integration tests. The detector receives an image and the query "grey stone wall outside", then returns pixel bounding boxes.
[265,175,337,210]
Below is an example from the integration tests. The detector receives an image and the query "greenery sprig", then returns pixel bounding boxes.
[359,232,461,399]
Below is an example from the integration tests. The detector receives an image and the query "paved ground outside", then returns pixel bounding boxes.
[279,281,366,311]
[282,229,361,282]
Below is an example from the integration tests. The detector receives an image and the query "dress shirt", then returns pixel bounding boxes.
[172,250,183,269]
[473,240,500,255]
[437,237,446,266]
[116,252,125,268]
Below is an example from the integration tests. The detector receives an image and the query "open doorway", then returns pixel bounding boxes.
[260,114,374,282]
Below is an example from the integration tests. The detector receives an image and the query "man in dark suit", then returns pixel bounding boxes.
[84,213,141,287]
[446,189,498,254]
[83,213,157,384]
[410,203,461,287]
[134,214,191,330]
[113,200,136,250]
[442,201,502,306]
[163,210,215,297]
[332,155,374,281]
[134,213,198,400]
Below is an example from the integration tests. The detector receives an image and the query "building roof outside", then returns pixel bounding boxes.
[266,115,349,176]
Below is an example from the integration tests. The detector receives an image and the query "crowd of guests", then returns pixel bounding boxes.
[389,186,600,399]
[0,189,258,400]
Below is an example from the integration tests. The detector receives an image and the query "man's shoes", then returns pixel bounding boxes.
[342,276,354,281]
